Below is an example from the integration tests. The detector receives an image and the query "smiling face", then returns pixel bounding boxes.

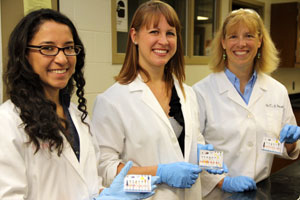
[27,20,76,96]
[131,15,177,72]
[222,23,262,71]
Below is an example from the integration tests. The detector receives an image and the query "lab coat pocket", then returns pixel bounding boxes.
[265,106,284,137]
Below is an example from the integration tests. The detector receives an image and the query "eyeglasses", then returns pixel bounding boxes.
[27,45,82,56]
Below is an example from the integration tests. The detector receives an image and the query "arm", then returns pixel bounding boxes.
[92,94,202,189]
[0,109,27,199]
[285,142,297,155]
[280,91,300,157]
[117,163,158,176]
[91,94,127,186]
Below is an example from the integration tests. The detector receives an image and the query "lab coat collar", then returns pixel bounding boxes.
[128,74,185,161]
[128,74,145,92]
[215,71,267,109]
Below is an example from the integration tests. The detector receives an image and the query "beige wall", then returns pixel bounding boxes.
[1,0,300,114]
[61,0,300,115]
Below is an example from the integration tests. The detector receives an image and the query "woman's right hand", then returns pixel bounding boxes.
[156,162,202,188]
[95,161,159,200]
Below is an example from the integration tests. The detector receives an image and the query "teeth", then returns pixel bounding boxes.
[154,49,167,54]
[51,69,67,74]
[235,51,247,55]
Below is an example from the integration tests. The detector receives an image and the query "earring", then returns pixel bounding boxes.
[223,50,227,60]
[257,52,261,59]
[134,41,138,45]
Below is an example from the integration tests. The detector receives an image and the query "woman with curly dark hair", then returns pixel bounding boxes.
[0,8,157,200]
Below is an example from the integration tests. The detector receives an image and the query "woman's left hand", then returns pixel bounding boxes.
[280,124,300,143]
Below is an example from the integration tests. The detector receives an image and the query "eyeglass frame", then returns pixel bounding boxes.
[27,45,82,56]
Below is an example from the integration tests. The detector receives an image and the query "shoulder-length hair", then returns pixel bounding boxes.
[210,9,279,74]
[116,0,185,94]
[4,8,87,156]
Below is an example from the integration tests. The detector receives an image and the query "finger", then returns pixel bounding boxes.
[280,125,289,142]
[223,164,229,173]
[151,185,157,191]
[246,178,257,190]
[118,161,133,178]
[251,180,257,190]
[189,179,196,185]
[215,169,225,174]
[293,126,300,140]
[191,167,202,174]
[243,182,253,191]
[206,144,214,151]
[190,173,199,180]
[151,176,160,185]
[287,125,296,138]
[206,168,217,174]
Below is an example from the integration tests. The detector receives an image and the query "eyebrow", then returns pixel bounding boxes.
[38,41,75,45]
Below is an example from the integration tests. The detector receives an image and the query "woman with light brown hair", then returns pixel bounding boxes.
[91,1,227,199]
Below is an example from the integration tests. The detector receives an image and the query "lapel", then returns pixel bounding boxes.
[215,72,266,111]
[129,75,174,132]
[61,106,87,183]
[248,73,267,108]
[216,72,247,109]
[129,75,183,160]
[174,80,192,162]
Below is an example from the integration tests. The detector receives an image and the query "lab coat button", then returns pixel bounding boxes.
[247,114,252,118]
[248,142,253,147]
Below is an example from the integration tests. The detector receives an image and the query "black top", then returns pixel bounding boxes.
[169,86,185,155]
[61,93,80,161]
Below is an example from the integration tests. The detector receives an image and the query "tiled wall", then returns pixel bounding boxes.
[60,0,122,115]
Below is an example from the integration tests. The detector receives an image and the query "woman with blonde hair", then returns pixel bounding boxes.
[193,9,300,196]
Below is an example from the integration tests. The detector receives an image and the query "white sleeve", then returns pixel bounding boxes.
[91,94,125,187]
[281,89,300,159]
[0,110,27,199]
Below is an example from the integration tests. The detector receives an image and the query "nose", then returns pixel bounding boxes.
[158,34,169,45]
[237,37,246,47]
[54,49,68,65]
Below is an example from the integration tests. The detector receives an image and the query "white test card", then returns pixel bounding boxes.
[261,136,284,154]
[199,150,223,169]
[124,175,152,193]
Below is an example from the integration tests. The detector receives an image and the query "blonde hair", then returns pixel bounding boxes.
[209,9,279,74]
[115,0,185,95]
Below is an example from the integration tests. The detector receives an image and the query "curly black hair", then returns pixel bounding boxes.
[4,8,88,156]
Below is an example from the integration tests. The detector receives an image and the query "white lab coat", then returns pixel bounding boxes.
[0,100,102,200]
[193,72,300,197]
[91,75,204,200]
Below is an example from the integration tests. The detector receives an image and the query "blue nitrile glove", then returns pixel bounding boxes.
[222,176,257,193]
[197,144,228,174]
[94,161,159,200]
[280,124,300,143]
[156,162,202,188]
[206,163,228,174]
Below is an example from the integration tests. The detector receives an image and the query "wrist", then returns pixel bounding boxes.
[217,178,225,189]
